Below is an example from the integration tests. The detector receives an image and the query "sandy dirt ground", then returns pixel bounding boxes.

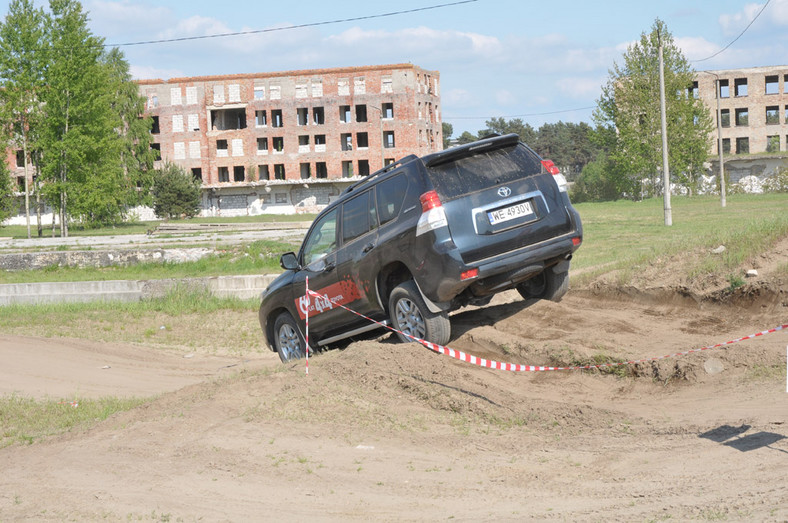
[1,269,787,520]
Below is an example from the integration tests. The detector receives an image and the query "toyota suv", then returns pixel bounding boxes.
[259,133,583,362]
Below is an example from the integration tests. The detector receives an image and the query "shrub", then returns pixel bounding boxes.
[152,162,201,219]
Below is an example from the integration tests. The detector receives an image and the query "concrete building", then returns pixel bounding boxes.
[695,65,788,157]
[138,63,442,215]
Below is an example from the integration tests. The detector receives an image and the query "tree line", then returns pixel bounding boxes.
[444,19,715,203]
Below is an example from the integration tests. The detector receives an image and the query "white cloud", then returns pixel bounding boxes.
[86,1,172,39]
[443,88,477,107]
[556,76,604,99]
[675,36,720,61]
[495,89,517,106]
[718,0,788,36]
[129,64,184,80]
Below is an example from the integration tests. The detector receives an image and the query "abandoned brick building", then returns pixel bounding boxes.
[695,65,788,156]
[138,63,442,215]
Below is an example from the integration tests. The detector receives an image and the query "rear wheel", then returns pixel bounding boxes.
[516,269,569,302]
[388,280,451,346]
[273,311,306,363]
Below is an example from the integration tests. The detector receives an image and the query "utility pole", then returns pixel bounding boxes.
[658,40,672,226]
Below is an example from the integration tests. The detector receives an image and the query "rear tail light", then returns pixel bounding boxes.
[543,159,568,193]
[416,190,448,236]
[461,268,478,280]
[572,237,582,247]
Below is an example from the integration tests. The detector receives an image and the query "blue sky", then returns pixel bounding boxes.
[3,0,788,135]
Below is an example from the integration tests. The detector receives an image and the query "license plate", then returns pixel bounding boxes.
[487,201,534,225]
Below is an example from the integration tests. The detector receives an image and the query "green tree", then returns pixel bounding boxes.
[479,117,536,144]
[0,157,15,225]
[593,18,712,199]
[456,131,478,145]
[442,122,453,149]
[534,121,598,179]
[152,163,201,219]
[38,0,135,232]
[0,0,47,237]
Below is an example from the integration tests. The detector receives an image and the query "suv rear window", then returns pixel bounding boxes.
[426,144,542,200]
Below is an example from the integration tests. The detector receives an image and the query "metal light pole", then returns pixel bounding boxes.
[659,42,672,226]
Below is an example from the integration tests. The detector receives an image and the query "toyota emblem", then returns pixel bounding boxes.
[497,186,511,198]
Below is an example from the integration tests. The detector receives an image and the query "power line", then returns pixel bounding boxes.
[693,0,771,63]
[107,0,479,48]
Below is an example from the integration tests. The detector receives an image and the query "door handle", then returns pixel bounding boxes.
[362,242,375,253]
[323,261,335,272]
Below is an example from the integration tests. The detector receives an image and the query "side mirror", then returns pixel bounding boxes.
[280,252,300,271]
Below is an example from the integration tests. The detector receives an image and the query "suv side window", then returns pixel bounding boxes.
[342,190,372,243]
[302,208,338,266]
[376,173,407,225]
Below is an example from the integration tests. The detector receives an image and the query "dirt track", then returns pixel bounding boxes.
[1,279,787,520]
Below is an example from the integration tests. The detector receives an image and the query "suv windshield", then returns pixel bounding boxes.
[426,144,542,200]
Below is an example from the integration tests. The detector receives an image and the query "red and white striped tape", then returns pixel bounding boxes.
[305,288,786,372]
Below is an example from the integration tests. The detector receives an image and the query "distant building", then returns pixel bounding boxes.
[5,63,442,220]
[138,63,442,215]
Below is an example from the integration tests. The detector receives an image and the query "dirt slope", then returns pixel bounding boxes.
[1,266,787,520]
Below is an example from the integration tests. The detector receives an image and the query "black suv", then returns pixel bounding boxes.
[259,134,582,362]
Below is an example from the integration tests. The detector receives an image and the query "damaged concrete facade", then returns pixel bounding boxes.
[138,63,443,215]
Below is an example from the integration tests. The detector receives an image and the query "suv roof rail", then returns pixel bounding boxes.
[341,154,419,195]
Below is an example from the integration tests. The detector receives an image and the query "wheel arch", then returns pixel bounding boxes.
[376,261,413,314]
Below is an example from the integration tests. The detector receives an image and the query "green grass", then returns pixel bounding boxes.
[0,239,300,284]
[572,193,788,284]
[0,394,148,448]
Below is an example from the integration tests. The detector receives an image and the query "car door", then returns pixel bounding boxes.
[288,207,346,339]
[334,189,382,323]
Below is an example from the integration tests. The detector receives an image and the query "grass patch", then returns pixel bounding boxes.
[0,287,263,353]
[572,193,788,284]
[0,239,300,284]
[0,394,147,448]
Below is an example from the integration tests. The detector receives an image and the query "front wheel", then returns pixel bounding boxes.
[273,311,307,363]
[388,280,451,346]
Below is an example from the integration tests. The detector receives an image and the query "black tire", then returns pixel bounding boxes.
[516,269,569,302]
[273,311,307,363]
[388,280,451,346]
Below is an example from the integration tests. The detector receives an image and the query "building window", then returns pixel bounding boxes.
[734,78,747,97]
[356,132,369,149]
[300,163,311,179]
[315,134,326,152]
[274,164,285,180]
[170,87,182,106]
[735,108,748,126]
[150,143,161,160]
[257,137,268,155]
[254,87,265,100]
[192,168,202,182]
[382,102,394,119]
[258,165,270,180]
[217,139,228,157]
[273,137,284,153]
[233,166,245,182]
[172,114,184,133]
[383,131,395,148]
[313,107,325,125]
[316,162,327,179]
[342,160,353,177]
[384,158,395,166]
[341,133,352,151]
[358,160,370,177]
[255,110,267,127]
[186,86,197,105]
[213,85,224,105]
[381,75,393,93]
[719,109,730,128]
[312,80,323,97]
[298,135,310,153]
[297,108,309,126]
[735,137,749,154]
[228,84,241,103]
[766,135,780,153]
[719,79,729,98]
[721,138,730,154]
[275,193,287,203]
[218,166,229,182]
[151,116,160,134]
[688,81,699,99]
[189,141,200,159]
[271,109,283,128]
[766,106,779,125]
[354,77,366,94]
[338,78,350,96]
[295,82,308,98]
[188,114,199,131]
[210,108,246,130]
[355,104,367,123]
[231,138,243,157]
[270,85,281,100]
[766,75,779,95]
[340,105,351,123]
[15,150,24,167]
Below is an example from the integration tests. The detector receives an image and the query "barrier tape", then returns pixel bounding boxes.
[304,288,786,372]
